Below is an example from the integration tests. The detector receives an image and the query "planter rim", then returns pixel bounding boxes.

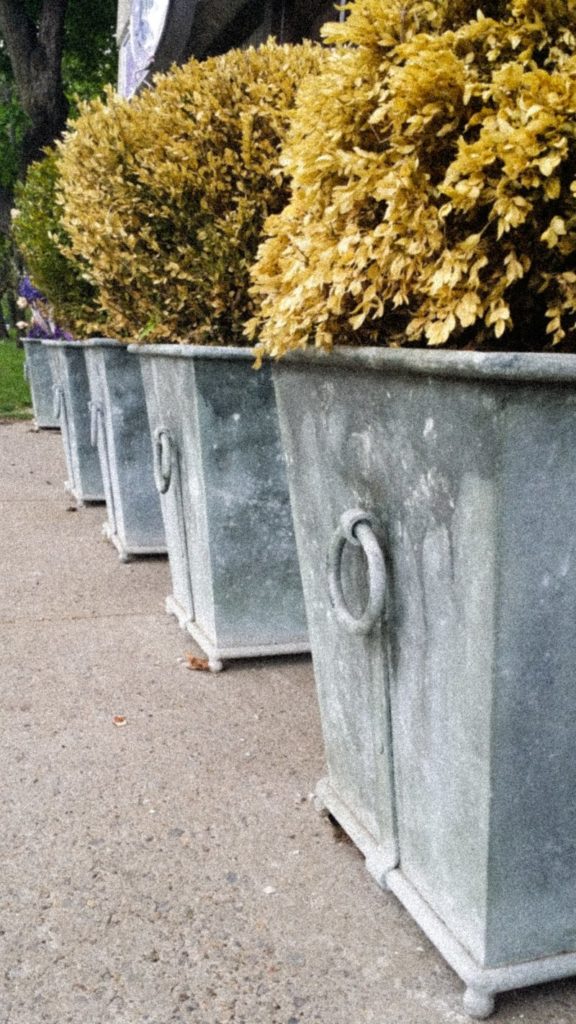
[22,336,50,346]
[128,343,256,362]
[44,337,120,350]
[270,346,576,385]
[42,338,86,349]
[81,337,124,350]
[24,336,80,347]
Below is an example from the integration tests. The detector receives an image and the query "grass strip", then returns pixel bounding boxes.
[0,339,33,420]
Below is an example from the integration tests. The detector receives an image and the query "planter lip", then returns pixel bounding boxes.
[81,337,125,350]
[271,346,576,385]
[128,342,256,362]
[22,336,50,347]
[43,336,121,350]
[42,338,86,349]
[24,336,82,348]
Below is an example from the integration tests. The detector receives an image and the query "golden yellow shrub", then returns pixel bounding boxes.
[56,41,322,344]
[247,0,576,356]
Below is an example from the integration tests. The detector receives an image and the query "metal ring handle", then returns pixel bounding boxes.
[328,509,386,635]
[153,427,174,494]
[53,384,63,420]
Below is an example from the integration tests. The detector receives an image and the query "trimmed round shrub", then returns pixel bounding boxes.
[57,40,322,344]
[247,0,576,356]
[12,149,103,336]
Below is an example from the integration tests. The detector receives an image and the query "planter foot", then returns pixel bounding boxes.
[463,988,495,1019]
[312,793,329,817]
[101,521,166,562]
[313,777,397,888]
[102,523,132,562]
[165,595,194,631]
[365,852,392,891]
[182,614,308,669]
[64,480,82,507]
[64,480,79,505]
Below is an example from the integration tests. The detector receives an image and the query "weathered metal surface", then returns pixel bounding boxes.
[22,338,59,429]
[84,339,166,561]
[272,347,576,1014]
[130,344,309,669]
[44,340,105,505]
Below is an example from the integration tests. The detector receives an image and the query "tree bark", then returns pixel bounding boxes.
[0,0,69,173]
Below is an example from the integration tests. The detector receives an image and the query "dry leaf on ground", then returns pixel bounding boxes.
[185,653,210,671]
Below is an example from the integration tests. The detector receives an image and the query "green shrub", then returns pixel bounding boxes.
[248,0,576,357]
[12,150,103,336]
[57,40,322,344]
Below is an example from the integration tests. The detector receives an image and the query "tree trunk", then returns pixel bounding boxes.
[0,0,70,320]
[0,185,13,235]
[0,0,69,174]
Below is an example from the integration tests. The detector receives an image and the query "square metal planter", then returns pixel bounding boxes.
[44,339,105,505]
[84,339,166,561]
[22,338,59,429]
[130,344,309,670]
[272,347,576,1017]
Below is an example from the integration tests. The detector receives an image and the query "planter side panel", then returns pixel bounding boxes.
[195,360,307,649]
[62,347,105,500]
[101,347,165,549]
[485,389,576,967]
[273,365,401,869]
[138,356,211,630]
[48,345,104,501]
[47,345,76,490]
[273,363,496,964]
[23,340,59,428]
[85,349,117,528]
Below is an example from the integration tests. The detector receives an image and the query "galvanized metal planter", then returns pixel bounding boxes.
[272,347,576,1018]
[130,344,309,670]
[22,338,59,429]
[84,339,166,562]
[44,340,105,505]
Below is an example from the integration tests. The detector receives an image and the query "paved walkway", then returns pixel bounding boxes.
[0,420,575,1024]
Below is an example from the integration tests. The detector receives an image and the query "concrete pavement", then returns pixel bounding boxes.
[1,420,575,1024]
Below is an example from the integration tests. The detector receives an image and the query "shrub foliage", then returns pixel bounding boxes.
[12,150,102,336]
[57,41,321,344]
[248,0,576,356]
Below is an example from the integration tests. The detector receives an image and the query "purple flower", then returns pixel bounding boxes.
[17,275,73,340]
[26,323,49,339]
[18,275,45,303]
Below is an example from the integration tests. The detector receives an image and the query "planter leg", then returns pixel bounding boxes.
[208,657,224,673]
[365,852,392,891]
[65,482,84,507]
[312,793,329,818]
[463,988,495,1019]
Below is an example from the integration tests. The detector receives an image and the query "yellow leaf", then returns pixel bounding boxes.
[455,292,480,327]
[425,313,456,346]
[538,154,562,177]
